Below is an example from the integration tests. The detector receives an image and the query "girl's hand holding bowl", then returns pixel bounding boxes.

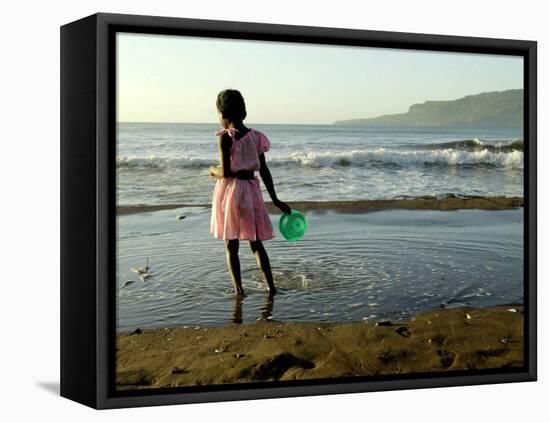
[274,199,291,215]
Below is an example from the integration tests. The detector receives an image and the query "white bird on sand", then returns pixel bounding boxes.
[131,257,150,275]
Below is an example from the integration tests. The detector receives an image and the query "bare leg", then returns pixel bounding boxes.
[249,240,277,294]
[225,240,245,295]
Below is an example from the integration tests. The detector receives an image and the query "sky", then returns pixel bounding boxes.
[117,32,523,124]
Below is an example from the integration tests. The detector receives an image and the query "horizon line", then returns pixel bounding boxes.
[117,87,523,126]
[117,121,334,125]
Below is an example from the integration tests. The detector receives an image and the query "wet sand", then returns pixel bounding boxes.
[117,196,523,216]
[116,305,523,390]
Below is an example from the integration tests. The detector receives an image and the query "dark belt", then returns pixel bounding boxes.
[234,170,255,180]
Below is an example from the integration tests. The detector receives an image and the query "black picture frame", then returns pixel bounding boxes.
[60,12,537,409]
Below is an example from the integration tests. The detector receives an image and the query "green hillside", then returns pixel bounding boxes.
[334,89,523,127]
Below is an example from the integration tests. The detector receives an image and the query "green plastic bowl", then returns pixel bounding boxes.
[279,209,308,241]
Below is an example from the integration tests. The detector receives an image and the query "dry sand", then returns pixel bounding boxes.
[116,196,523,216]
[116,305,523,390]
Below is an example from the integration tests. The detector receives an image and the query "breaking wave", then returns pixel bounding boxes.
[117,147,523,170]
[415,138,524,152]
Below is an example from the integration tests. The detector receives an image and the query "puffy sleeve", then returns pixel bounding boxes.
[256,131,271,154]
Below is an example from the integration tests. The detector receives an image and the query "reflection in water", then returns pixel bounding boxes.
[261,293,275,320]
[233,293,275,324]
[232,295,243,324]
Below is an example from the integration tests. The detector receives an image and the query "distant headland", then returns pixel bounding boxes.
[334,89,523,128]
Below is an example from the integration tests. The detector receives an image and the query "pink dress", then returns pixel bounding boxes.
[210,128,275,241]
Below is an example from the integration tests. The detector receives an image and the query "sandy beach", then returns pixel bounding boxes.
[117,196,523,216]
[116,305,523,390]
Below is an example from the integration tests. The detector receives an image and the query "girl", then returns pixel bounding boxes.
[209,89,290,296]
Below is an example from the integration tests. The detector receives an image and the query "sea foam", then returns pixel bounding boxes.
[117,148,523,170]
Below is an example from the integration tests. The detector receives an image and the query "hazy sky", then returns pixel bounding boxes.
[117,33,523,124]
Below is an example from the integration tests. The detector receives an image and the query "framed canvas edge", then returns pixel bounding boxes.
[525,41,537,381]
[84,12,537,409]
[97,371,535,409]
[60,13,100,409]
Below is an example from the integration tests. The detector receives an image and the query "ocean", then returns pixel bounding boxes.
[115,123,524,332]
[116,123,523,206]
